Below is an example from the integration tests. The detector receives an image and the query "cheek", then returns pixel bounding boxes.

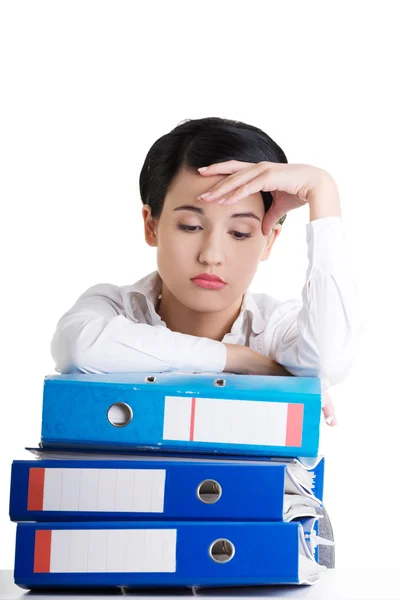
[157,231,190,264]
[228,240,264,279]
[229,238,264,263]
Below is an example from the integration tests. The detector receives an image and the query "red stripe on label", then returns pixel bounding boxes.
[27,468,45,511]
[33,530,52,573]
[190,397,196,441]
[285,403,304,446]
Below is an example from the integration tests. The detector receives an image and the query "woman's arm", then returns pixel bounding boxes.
[196,161,361,387]
[50,283,227,374]
[223,344,292,376]
[51,283,293,377]
[261,216,361,386]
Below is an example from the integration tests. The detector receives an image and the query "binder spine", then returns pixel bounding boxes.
[14,521,303,588]
[41,380,321,457]
[10,460,286,522]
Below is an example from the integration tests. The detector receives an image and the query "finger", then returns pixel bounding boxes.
[197,160,254,177]
[217,168,275,205]
[198,164,264,202]
[324,413,337,426]
[322,405,334,426]
[261,205,286,236]
[322,396,337,427]
[322,404,331,419]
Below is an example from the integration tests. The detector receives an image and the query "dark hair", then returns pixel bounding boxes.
[139,117,288,226]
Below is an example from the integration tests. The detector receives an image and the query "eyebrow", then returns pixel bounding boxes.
[173,204,261,222]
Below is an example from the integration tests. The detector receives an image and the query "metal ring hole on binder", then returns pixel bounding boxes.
[209,539,235,563]
[214,378,226,387]
[107,402,133,427]
[196,479,222,504]
[145,376,156,383]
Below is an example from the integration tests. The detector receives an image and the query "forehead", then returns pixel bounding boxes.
[165,167,264,213]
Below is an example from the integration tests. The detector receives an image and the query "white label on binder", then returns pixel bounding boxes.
[34,529,177,573]
[163,396,304,447]
[30,468,166,513]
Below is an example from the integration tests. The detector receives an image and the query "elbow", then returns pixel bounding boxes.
[310,338,359,386]
[304,321,362,385]
[318,365,348,388]
[51,342,102,375]
[50,331,83,374]
[318,314,363,386]
[280,344,359,386]
[50,317,108,374]
[319,354,358,387]
[318,329,361,386]
[284,358,356,387]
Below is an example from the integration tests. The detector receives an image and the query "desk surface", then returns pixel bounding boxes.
[1,569,399,600]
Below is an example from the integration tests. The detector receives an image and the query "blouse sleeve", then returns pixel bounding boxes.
[50,283,227,375]
[261,216,362,387]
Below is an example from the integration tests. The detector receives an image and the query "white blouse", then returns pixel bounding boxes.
[50,216,361,391]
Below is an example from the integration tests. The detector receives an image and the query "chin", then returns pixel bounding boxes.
[179,293,229,313]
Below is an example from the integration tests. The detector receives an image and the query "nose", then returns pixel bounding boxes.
[198,230,224,266]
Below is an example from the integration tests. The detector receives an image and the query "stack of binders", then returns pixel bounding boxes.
[9,372,334,590]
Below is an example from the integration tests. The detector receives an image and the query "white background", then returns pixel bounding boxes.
[0,0,398,570]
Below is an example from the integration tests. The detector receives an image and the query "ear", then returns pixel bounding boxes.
[260,223,282,262]
[142,204,158,247]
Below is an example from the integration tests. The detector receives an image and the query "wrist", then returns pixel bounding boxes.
[223,343,248,373]
[308,175,342,221]
[223,344,291,376]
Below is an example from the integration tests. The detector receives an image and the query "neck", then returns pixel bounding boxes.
[156,284,243,341]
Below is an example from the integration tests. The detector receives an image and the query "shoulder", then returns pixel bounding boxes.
[73,272,160,321]
[249,292,303,357]
[77,282,124,301]
[251,292,301,324]
[75,282,126,312]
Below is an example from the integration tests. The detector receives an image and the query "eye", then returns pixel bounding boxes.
[231,231,252,240]
[177,224,252,241]
[178,224,202,232]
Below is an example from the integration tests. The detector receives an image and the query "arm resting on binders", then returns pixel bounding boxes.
[224,344,292,377]
[51,311,225,376]
[50,284,287,376]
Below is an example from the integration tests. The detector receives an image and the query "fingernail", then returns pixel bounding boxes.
[198,192,211,200]
[198,167,208,172]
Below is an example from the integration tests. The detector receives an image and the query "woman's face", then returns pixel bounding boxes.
[142,166,281,314]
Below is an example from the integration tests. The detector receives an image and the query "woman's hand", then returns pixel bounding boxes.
[223,344,292,377]
[223,344,337,426]
[322,390,337,427]
[197,160,339,235]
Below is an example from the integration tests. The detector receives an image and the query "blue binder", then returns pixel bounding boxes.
[40,372,322,457]
[9,456,324,523]
[14,520,326,588]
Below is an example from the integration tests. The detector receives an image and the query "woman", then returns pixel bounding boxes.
[51,117,360,426]
[51,116,359,566]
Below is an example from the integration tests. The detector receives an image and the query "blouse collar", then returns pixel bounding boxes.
[121,270,266,335]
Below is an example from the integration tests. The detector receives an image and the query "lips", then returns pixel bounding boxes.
[192,273,226,283]
[191,273,227,290]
